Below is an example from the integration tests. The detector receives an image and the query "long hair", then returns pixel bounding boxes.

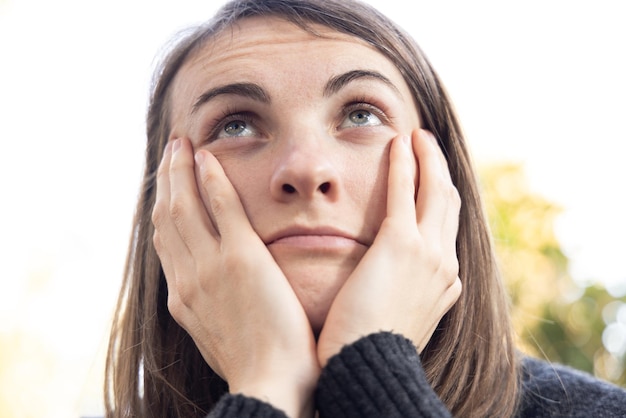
[105,0,519,416]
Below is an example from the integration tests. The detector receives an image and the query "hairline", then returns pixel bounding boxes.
[163,14,423,135]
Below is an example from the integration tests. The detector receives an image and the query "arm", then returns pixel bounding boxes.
[157,131,459,417]
[207,394,289,418]
[207,332,452,418]
[316,332,452,418]
[518,356,626,417]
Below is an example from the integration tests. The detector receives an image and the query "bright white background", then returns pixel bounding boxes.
[0,0,624,416]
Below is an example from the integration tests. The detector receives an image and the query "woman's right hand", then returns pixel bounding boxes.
[152,137,319,418]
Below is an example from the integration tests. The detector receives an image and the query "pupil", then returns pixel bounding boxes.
[225,121,246,135]
[350,110,370,124]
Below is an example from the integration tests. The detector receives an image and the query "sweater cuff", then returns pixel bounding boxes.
[315,332,451,418]
[208,393,289,418]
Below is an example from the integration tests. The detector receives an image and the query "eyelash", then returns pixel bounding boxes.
[341,100,390,126]
[205,99,391,143]
[206,107,258,142]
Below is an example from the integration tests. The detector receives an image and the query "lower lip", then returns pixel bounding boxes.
[268,235,363,249]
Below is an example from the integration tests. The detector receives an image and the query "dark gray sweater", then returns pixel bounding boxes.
[209,332,626,417]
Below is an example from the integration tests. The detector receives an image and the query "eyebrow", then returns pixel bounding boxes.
[191,82,271,115]
[190,69,402,115]
[323,69,402,98]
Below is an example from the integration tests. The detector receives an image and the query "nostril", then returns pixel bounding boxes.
[282,184,296,194]
[319,182,331,194]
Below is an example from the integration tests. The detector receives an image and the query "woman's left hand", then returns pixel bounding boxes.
[317,129,462,365]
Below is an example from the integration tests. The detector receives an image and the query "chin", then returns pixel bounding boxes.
[272,252,364,336]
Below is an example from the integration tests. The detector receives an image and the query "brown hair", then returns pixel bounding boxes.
[105,0,519,416]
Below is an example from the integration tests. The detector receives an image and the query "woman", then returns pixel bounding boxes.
[105,0,626,417]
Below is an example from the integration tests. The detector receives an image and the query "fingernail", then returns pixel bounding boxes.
[402,135,411,147]
[194,151,205,167]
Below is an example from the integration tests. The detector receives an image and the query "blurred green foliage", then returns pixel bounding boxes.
[480,163,626,386]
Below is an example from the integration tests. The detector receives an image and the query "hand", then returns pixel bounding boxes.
[152,138,319,418]
[317,130,462,365]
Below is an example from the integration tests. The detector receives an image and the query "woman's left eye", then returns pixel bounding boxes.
[221,120,253,138]
[339,105,384,129]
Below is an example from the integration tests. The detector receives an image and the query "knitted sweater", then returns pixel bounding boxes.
[208,332,626,417]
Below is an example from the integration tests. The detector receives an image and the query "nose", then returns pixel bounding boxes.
[269,134,340,203]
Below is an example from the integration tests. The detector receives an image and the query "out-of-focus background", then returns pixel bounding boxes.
[1,0,624,416]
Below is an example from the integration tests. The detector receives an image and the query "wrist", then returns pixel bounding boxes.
[229,361,320,418]
[232,379,316,418]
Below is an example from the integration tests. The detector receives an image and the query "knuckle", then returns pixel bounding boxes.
[209,191,229,222]
[450,186,461,208]
[439,278,462,314]
[441,257,460,280]
[448,277,463,301]
[221,252,236,271]
[422,246,442,270]
[152,231,162,252]
[198,164,216,189]
[151,201,167,228]
[221,250,244,276]
[173,275,195,307]
[169,196,190,224]
[167,292,185,320]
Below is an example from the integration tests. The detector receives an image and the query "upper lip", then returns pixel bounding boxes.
[265,226,368,246]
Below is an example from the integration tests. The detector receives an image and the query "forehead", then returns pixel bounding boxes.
[170,16,412,117]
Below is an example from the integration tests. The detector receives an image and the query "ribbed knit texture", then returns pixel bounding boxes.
[315,332,450,417]
[516,356,626,418]
[206,332,626,417]
[208,393,288,418]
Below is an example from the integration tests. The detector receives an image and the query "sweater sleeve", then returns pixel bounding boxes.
[207,394,288,418]
[517,356,626,418]
[315,332,452,418]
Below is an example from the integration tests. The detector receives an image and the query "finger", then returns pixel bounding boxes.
[152,141,192,264]
[194,151,219,237]
[385,135,418,224]
[168,138,219,258]
[414,130,459,242]
[152,141,197,312]
[421,132,461,259]
[195,149,260,246]
[424,131,461,228]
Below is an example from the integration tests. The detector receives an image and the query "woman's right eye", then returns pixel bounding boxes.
[208,112,260,142]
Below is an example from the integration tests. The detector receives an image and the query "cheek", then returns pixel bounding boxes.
[343,145,390,238]
[216,157,270,227]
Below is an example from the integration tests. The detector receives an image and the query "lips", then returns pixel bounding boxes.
[265,226,368,248]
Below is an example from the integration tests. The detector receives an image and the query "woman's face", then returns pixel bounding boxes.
[169,17,421,332]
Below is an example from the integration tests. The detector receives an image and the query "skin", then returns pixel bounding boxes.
[152,17,462,418]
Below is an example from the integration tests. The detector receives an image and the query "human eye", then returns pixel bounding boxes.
[207,110,260,141]
[338,102,386,129]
